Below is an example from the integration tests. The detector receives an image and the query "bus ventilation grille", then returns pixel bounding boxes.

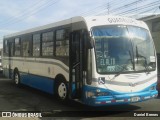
[124,73,141,79]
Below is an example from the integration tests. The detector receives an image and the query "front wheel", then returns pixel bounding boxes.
[55,79,68,102]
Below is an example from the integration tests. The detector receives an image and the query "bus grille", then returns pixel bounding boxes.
[124,73,141,79]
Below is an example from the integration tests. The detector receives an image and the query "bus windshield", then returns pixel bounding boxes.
[92,25,156,74]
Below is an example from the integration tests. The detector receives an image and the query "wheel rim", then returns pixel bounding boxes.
[15,73,19,85]
[58,82,67,99]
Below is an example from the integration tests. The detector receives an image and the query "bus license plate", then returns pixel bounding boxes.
[131,97,140,102]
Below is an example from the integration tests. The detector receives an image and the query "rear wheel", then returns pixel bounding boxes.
[14,70,20,86]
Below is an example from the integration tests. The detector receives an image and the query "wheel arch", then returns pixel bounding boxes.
[54,74,67,83]
[54,74,68,89]
[13,67,19,73]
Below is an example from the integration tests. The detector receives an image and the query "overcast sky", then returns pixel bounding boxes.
[0,0,160,48]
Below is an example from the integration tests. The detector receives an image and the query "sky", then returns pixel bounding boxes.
[0,0,160,48]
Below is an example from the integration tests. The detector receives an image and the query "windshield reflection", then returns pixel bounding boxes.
[92,25,156,74]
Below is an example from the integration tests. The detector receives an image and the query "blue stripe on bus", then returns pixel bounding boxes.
[20,73,54,94]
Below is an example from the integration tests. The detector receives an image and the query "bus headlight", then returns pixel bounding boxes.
[96,92,109,96]
[95,89,110,96]
[86,90,110,98]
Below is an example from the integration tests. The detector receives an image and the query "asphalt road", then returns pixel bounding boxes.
[0,73,159,120]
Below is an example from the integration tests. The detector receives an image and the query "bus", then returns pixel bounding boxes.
[2,16,158,106]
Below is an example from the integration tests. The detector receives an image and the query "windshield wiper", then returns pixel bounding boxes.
[114,50,134,78]
[136,46,150,74]
[109,64,128,81]
[142,56,150,74]
[129,50,135,70]
[114,64,128,77]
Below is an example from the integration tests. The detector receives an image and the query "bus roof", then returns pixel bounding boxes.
[4,15,148,38]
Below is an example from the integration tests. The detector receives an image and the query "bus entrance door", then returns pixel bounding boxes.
[69,30,84,99]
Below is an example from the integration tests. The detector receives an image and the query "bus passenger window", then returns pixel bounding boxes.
[42,32,54,56]
[4,40,8,56]
[22,40,30,57]
[56,29,69,56]
[33,34,40,57]
[15,38,21,56]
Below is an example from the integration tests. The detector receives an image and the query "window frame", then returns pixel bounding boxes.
[22,39,30,57]
[3,40,9,56]
[32,33,41,57]
[41,31,54,57]
[55,28,70,57]
[14,38,21,56]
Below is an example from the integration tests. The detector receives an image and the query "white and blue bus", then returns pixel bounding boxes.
[2,16,158,106]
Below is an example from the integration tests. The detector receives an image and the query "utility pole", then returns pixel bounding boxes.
[107,0,110,15]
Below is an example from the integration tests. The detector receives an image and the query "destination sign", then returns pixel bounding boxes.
[107,17,138,24]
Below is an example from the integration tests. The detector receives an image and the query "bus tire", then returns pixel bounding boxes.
[14,70,21,87]
[55,79,68,102]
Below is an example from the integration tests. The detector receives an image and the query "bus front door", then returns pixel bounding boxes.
[69,30,84,99]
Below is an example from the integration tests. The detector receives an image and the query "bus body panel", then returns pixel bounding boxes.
[20,72,54,94]
[92,72,157,93]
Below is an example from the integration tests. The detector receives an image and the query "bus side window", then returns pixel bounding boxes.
[22,40,30,57]
[10,41,14,57]
[42,32,54,56]
[33,34,41,57]
[4,40,8,56]
[56,29,69,57]
[15,38,21,56]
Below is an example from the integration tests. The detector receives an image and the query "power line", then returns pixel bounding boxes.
[0,0,160,43]
[0,0,46,25]
[79,0,144,16]
[96,0,147,15]
[79,0,127,16]
[111,0,146,14]
[0,0,61,40]
[129,6,160,18]
[98,0,128,15]
[0,0,58,27]
[117,0,160,16]
[0,0,60,28]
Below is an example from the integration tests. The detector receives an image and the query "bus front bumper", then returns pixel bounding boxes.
[83,85,158,106]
